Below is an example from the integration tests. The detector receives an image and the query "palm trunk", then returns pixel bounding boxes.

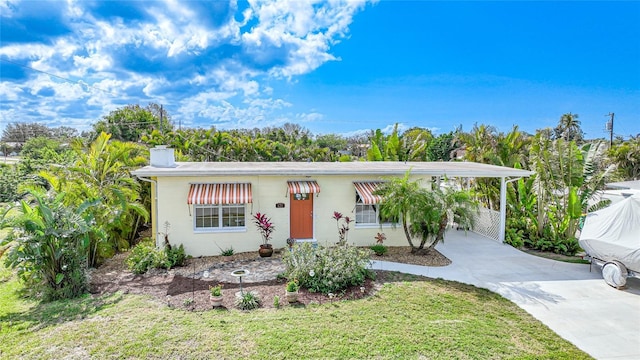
[429,215,449,250]
[402,217,417,251]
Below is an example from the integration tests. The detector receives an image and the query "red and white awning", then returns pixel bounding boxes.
[287,180,320,194]
[353,182,383,205]
[187,183,252,205]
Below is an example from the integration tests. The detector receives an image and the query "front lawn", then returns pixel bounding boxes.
[0,266,591,359]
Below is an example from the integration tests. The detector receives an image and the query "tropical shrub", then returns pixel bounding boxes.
[283,242,373,294]
[126,240,168,274]
[126,239,186,274]
[505,228,525,248]
[0,164,21,202]
[40,132,149,266]
[0,189,97,301]
[166,243,187,268]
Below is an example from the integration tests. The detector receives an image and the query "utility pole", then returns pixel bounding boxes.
[606,112,614,147]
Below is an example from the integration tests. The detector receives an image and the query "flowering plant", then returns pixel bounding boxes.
[332,211,353,245]
[253,212,275,246]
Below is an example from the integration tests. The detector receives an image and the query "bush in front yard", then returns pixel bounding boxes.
[283,242,373,294]
[126,238,186,274]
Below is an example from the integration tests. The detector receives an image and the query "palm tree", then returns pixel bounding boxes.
[608,135,640,180]
[554,113,584,142]
[41,132,148,266]
[376,171,477,254]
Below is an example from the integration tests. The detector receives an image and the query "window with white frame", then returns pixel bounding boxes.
[355,194,394,225]
[194,204,246,231]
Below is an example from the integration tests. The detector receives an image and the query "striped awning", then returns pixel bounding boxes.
[354,182,383,205]
[187,183,252,205]
[287,180,320,194]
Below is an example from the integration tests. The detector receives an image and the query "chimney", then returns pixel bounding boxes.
[150,145,176,168]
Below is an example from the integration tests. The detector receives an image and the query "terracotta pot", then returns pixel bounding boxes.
[210,295,223,307]
[285,290,298,303]
[258,244,273,258]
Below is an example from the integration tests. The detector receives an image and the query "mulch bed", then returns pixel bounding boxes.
[88,246,450,312]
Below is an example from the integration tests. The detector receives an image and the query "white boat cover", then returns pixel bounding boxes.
[579,193,640,272]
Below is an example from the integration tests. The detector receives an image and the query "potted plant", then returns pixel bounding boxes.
[209,284,223,307]
[253,212,275,257]
[285,279,299,303]
[219,246,234,262]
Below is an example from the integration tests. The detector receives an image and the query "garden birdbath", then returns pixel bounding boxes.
[231,269,249,294]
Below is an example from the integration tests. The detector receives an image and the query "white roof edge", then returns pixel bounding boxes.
[131,161,534,178]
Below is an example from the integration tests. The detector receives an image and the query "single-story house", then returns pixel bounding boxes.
[131,146,533,256]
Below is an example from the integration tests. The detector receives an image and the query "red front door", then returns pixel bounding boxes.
[290,193,313,238]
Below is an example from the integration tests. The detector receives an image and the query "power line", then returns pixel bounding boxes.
[0,58,118,96]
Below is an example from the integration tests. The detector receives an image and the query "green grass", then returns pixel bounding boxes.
[0,268,591,359]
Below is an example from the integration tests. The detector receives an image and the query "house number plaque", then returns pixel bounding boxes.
[275,202,285,208]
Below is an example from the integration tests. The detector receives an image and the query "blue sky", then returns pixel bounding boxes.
[1,0,639,139]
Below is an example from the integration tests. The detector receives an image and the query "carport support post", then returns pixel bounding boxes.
[499,176,507,243]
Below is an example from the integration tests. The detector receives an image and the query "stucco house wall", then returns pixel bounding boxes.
[132,146,534,255]
[155,174,426,256]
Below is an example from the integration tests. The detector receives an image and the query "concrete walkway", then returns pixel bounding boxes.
[371,231,640,360]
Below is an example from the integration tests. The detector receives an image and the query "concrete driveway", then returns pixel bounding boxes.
[371,230,640,360]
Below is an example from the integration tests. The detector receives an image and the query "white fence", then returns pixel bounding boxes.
[470,207,501,242]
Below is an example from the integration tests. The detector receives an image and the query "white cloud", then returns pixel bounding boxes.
[0,82,22,101]
[0,43,56,60]
[242,0,371,77]
[0,0,373,131]
[73,53,112,74]
[295,112,323,123]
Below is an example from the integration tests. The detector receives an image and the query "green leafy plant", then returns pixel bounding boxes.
[235,291,261,310]
[166,244,187,267]
[273,295,280,309]
[371,232,388,255]
[126,239,167,274]
[0,188,98,301]
[183,297,194,307]
[126,239,186,274]
[369,244,388,256]
[219,246,234,256]
[283,242,373,294]
[209,284,223,297]
[286,279,299,293]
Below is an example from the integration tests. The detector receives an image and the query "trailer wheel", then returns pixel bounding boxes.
[602,261,628,289]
